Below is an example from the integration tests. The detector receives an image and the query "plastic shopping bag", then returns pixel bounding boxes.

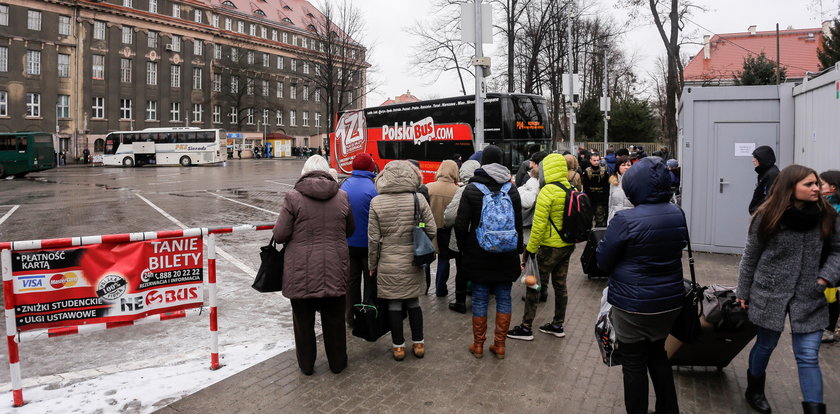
[595,287,622,366]
[519,254,541,291]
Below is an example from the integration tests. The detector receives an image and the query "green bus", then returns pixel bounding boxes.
[0,132,56,178]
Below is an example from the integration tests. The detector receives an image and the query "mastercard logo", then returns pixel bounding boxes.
[50,272,79,289]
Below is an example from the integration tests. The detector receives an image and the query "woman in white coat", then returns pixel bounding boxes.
[608,156,634,224]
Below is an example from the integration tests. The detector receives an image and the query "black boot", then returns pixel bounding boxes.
[745,371,772,414]
[802,402,826,414]
[448,301,466,314]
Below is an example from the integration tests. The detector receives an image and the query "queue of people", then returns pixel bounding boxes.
[269,147,840,414]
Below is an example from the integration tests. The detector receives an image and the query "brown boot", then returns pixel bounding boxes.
[489,313,512,359]
[392,345,406,361]
[469,316,487,358]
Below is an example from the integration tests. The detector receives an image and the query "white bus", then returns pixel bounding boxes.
[102,127,227,167]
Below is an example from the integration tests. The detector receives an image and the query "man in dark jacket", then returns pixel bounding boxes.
[596,156,688,414]
[604,148,617,175]
[576,145,590,172]
[340,153,378,326]
[582,154,610,227]
[515,144,541,187]
[748,145,780,215]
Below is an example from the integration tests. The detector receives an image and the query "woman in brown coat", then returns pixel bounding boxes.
[273,167,355,376]
[369,161,436,361]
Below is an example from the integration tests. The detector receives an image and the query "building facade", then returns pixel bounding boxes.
[0,0,366,159]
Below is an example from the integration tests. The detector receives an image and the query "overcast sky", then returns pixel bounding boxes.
[335,0,831,106]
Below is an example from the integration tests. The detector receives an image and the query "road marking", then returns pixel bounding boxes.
[264,180,294,187]
[136,194,256,275]
[0,205,20,226]
[206,192,279,215]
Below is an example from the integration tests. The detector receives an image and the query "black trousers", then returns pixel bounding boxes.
[346,246,372,324]
[618,339,679,414]
[290,296,347,373]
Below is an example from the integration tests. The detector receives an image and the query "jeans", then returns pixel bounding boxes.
[748,327,823,403]
[619,338,679,414]
[522,245,574,328]
[471,282,512,317]
[434,229,453,295]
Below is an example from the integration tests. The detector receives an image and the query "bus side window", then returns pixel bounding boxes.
[0,137,14,151]
[17,137,27,152]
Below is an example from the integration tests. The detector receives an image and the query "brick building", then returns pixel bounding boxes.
[0,0,366,159]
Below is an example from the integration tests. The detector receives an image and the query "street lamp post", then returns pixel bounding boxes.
[601,45,609,154]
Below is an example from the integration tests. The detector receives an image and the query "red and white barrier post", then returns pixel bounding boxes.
[2,249,24,407]
[207,233,220,370]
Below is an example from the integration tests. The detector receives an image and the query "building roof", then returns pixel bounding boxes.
[380,90,421,106]
[683,27,824,84]
[198,0,354,41]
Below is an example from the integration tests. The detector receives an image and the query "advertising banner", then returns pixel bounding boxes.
[10,236,204,332]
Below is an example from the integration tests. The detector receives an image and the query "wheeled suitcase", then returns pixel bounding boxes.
[580,227,607,279]
[665,313,756,370]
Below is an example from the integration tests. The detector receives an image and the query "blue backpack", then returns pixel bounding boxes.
[474,182,518,252]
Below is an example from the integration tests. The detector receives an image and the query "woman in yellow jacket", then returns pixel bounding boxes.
[508,153,578,340]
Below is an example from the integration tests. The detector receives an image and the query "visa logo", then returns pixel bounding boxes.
[22,279,43,287]
[18,276,47,292]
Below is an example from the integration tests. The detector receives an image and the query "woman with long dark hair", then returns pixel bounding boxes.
[819,170,840,343]
[737,165,840,414]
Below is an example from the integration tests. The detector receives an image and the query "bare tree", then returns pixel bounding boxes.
[490,0,533,92]
[214,41,281,131]
[408,15,474,95]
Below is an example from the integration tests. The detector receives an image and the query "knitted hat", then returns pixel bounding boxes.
[351,153,376,172]
[481,145,504,165]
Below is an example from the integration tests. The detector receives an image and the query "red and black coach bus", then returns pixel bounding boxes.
[329,93,552,182]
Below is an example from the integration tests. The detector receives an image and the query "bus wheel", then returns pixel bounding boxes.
[13,172,27,179]
[122,157,134,167]
[180,156,192,167]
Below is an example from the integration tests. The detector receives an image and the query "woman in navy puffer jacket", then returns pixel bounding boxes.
[596,156,688,414]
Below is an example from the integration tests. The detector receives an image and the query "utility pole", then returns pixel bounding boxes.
[566,3,576,152]
[473,0,485,151]
[602,45,609,152]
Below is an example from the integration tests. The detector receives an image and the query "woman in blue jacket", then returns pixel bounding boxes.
[596,157,688,414]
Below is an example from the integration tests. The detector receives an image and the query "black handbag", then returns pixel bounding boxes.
[412,193,436,266]
[670,209,703,343]
[252,238,285,293]
[351,265,390,342]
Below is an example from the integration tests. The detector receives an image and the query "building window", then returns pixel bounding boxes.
[290,84,296,99]
[25,93,40,117]
[303,61,309,74]
[193,68,202,89]
[27,10,41,31]
[148,31,158,48]
[92,54,105,79]
[0,5,8,26]
[303,86,309,101]
[237,21,244,33]
[230,76,239,92]
[124,0,133,8]
[213,73,221,91]
[277,56,283,70]
[277,82,283,98]
[172,4,180,18]
[246,78,254,95]
[214,44,222,59]
[262,53,269,67]
[57,95,70,119]
[348,91,353,103]
[261,27,267,38]
[193,39,203,56]
[57,54,70,77]
[302,111,309,127]
[211,14,219,27]
[290,58,296,72]
[231,47,238,61]
[246,108,254,124]
[120,58,132,82]
[120,98,132,120]
[261,80,269,96]
[0,91,7,117]
[0,47,8,72]
[291,35,297,46]
[149,0,157,13]
[314,88,320,102]
[194,10,201,23]
[146,100,157,120]
[315,112,321,128]
[170,65,181,87]
[93,21,106,40]
[230,106,237,124]
[249,24,256,36]
[271,30,277,41]
[122,26,134,45]
[225,18,231,31]
[170,102,180,121]
[192,104,202,122]
[301,37,307,48]
[59,15,71,36]
[170,35,181,52]
[275,110,282,126]
[92,97,105,118]
[290,110,296,126]
[213,104,221,123]
[282,32,288,43]
[262,109,268,125]
[146,61,158,85]
[247,51,254,65]
[25,50,40,75]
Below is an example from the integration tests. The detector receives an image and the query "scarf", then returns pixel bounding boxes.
[781,202,821,232]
